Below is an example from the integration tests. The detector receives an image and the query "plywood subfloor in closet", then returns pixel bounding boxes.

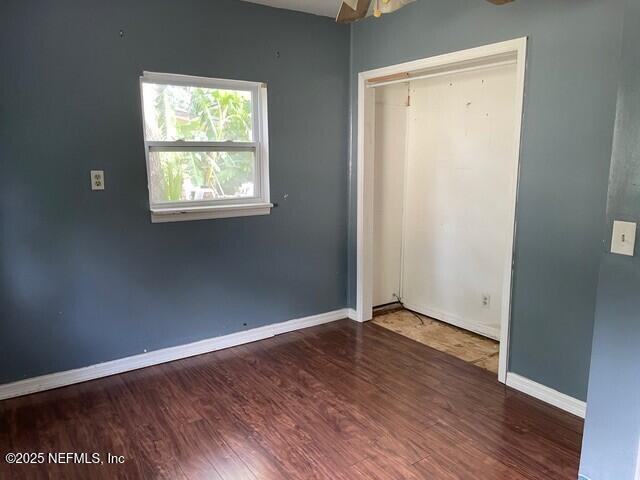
[372,309,500,374]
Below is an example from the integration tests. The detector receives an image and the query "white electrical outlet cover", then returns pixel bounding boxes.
[481,294,491,308]
[91,170,105,191]
[611,220,636,257]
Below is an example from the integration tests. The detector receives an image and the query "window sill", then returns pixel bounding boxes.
[150,202,273,223]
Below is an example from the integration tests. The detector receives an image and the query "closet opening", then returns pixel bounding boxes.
[356,38,528,383]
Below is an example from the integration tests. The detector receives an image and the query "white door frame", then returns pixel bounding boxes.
[355,37,528,384]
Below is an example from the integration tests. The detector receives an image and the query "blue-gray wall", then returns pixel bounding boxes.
[349,0,623,400]
[0,0,632,425]
[0,0,350,384]
[580,1,640,477]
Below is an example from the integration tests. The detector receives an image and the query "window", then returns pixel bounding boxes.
[139,72,271,222]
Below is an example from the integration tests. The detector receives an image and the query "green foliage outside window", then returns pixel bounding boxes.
[153,85,255,201]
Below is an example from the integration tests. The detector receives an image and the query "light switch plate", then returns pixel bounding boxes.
[91,170,105,191]
[611,220,636,256]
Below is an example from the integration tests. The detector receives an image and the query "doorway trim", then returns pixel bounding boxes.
[355,37,528,384]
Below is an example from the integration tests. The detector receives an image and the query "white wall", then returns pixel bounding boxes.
[401,63,518,339]
[373,84,407,306]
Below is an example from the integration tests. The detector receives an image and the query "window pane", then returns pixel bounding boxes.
[149,151,256,204]
[142,83,253,142]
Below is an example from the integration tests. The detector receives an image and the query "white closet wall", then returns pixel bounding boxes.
[401,63,518,339]
[373,84,407,306]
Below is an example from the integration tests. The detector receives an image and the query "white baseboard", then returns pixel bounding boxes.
[347,308,358,321]
[506,372,587,418]
[402,302,500,340]
[0,308,350,401]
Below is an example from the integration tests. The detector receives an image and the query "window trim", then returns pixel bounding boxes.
[139,71,271,222]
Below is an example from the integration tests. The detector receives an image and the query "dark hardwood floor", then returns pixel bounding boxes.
[1,319,583,479]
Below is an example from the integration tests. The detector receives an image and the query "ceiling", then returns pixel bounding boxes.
[241,0,343,17]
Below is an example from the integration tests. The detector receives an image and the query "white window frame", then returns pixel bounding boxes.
[139,71,272,223]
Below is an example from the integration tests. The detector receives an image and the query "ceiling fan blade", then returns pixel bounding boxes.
[486,0,514,4]
[336,0,372,23]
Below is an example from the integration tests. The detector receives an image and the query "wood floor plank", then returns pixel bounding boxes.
[308,322,582,478]
[229,344,377,466]
[312,323,582,445]
[257,336,441,461]
[351,453,423,480]
[1,320,583,479]
[182,352,346,479]
[238,337,436,467]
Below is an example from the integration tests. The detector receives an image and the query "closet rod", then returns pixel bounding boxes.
[366,59,516,89]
